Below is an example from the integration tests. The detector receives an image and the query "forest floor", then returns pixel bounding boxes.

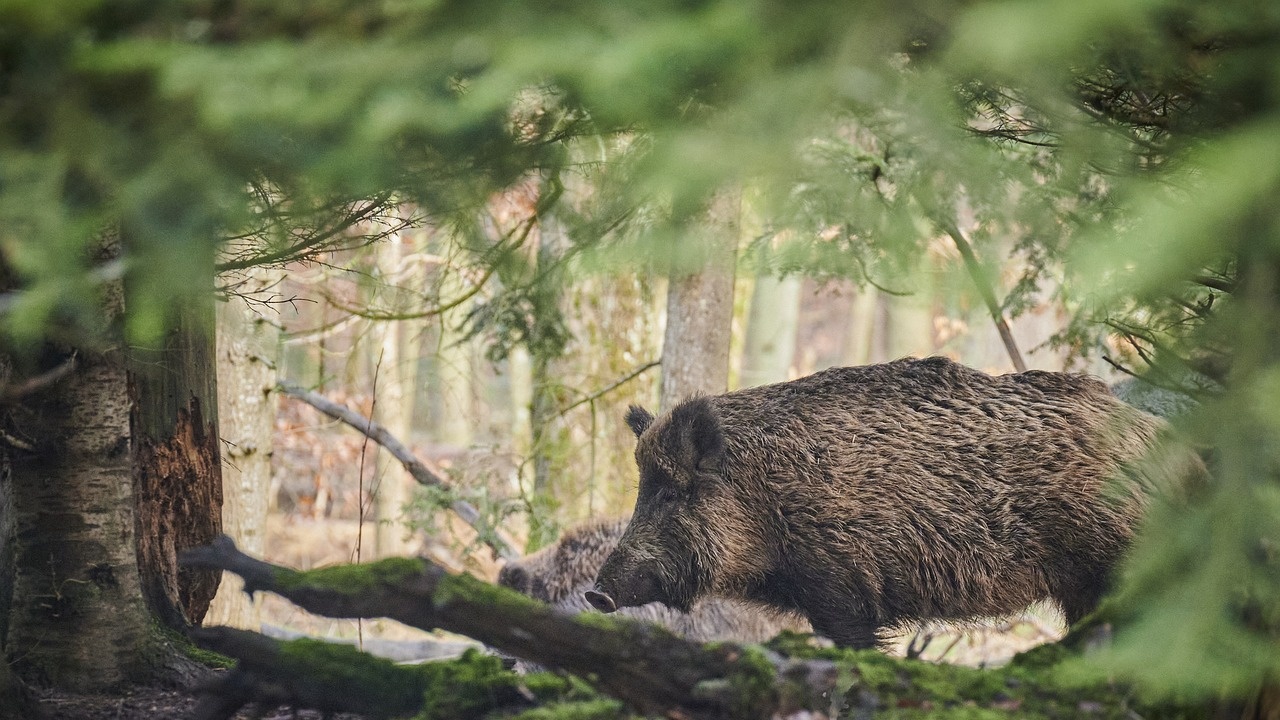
[29,685,367,720]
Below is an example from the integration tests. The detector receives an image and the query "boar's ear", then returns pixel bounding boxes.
[625,405,655,438]
[667,397,725,474]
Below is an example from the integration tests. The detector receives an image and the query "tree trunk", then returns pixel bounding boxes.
[426,234,475,450]
[373,237,417,558]
[128,249,224,629]
[206,267,282,629]
[841,286,879,367]
[740,274,801,388]
[660,193,739,411]
[0,237,158,691]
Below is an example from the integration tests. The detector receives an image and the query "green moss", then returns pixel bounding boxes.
[506,698,630,720]
[274,556,428,595]
[430,570,542,611]
[268,641,617,720]
[415,648,526,719]
[151,619,234,669]
[518,671,600,702]
[830,649,1196,719]
[180,641,236,670]
[278,638,427,716]
[723,645,781,716]
[1007,641,1071,670]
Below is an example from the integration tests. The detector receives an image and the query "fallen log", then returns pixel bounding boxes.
[182,536,839,720]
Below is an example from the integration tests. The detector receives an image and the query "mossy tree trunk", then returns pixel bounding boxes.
[184,536,836,720]
[181,536,1218,720]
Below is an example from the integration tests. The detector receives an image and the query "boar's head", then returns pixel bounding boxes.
[587,397,764,614]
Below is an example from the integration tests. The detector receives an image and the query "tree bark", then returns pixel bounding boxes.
[373,237,417,558]
[842,286,879,366]
[206,267,282,629]
[660,193,739,411]
[128,249,224,629]
[0,237,157,691]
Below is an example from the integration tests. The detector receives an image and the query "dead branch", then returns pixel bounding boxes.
[0,353,77,403]
[935,219,1027,372]
[182,536,839,720]
[277,380,520,561]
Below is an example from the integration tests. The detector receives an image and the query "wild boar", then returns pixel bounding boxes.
[499,517,808,643]
[587,356,1196,648]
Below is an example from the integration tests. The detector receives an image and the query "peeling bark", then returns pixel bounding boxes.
[126,243,224,629]
[133,397,224,627]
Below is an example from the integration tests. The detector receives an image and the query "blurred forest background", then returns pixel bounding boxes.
[1,0,1278,714]
[221,201,1087,661]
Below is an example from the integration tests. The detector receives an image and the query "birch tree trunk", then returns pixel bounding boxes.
[0,237,156,690]
[426,236,474,449]
[659,193,740,411]
[206,268,282,628]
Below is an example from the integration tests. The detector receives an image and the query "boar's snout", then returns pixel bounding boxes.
[590,560,666,611]
[584,588,617,613]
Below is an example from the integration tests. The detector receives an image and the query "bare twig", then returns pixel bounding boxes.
[557,360,661,417]
[0,353,77,403]
[1191,274,1235,293]
[216,193,401,273]
[935,219,1027,372]
[277,380,519,561]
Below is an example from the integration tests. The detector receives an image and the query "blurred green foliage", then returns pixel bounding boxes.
[2,0,1279,703]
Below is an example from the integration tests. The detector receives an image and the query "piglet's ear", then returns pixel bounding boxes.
[666,396,725,474]
[625,405,655,438]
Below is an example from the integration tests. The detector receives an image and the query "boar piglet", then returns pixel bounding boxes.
[586,356,1201,648]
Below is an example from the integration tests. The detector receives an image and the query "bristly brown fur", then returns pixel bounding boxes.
[498,518,809,643]
[593,356,1204,648]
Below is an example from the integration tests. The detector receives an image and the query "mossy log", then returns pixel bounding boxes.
[189,628,561,720]
[182,535,838,720]
[183,536,1203,720]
